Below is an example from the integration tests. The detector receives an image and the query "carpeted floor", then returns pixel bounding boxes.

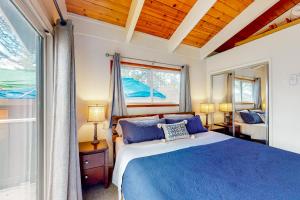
[83,184,118,200]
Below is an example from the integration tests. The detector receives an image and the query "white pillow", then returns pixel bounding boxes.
[163,114,194,119]
[115,115,159,136]
[251,109,264,113]
[234,112,244,123]
[158,120,189,142]
[235,110,249,123]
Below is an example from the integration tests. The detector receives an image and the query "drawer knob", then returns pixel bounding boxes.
[84,160,89,164]
[84,175,88,179]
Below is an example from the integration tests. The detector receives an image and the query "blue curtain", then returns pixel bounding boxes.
[48,20,82,200]
[179,65,192,112]
[109,53,127,123]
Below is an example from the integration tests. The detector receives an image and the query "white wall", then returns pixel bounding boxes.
[70,14,207,165]
[206,24,300,154]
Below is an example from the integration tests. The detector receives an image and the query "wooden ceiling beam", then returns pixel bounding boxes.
[216,0,300,52]
[200,0,280,59]
[168,0,217,52]
[125,0,145,42]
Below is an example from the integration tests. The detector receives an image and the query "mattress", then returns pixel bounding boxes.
[235,122,267,141]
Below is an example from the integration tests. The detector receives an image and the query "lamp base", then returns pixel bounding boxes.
[91,139,100,145]
[91,123,99,145]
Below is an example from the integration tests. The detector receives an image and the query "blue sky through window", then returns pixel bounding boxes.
[0,7,37,99]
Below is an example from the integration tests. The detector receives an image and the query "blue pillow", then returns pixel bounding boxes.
[250,111,264,123]
[120,119,166,144]
[240,111,263,124]
[166,115,207,134]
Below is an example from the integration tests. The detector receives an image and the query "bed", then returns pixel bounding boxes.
[235,122,267,141]
[112,114,300,200]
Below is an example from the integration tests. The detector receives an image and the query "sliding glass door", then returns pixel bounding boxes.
[0,1,43,199]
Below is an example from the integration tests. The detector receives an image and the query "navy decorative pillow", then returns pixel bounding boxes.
[249,111,263,123]
[240,111,263,124]
[120,119,166,144]
[166,115,207,134]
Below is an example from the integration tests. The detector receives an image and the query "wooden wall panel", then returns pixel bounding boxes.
[182,0,254,48]
[135,0,197,39]
[66,0,132,27]
[216,0,300,52]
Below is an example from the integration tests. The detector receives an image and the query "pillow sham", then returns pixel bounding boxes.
[120,119,165,144]
[163,114,194,120]
[234,112,244,123]
[240,111,263,124]
[158,121,189,141]
[166,115,207,134]
[116,115,159,136]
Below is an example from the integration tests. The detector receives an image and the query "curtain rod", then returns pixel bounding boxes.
[105,53,183,67]
[53,0,67,26]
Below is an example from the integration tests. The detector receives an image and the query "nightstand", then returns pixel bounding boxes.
[210,124,241,137]
[79,140,109,188]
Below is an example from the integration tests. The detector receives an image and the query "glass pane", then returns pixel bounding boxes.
[234,80,241,103]
[0,1,42,200]
[242,81,254,102]
[152,70,180,104]
[121,66,151,104]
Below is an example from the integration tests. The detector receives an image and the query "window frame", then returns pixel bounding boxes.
[115,61,181,107]
[234,77,255,104]
[8,1,47,199]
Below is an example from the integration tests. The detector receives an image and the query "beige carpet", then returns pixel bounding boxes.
[83,184,118,200]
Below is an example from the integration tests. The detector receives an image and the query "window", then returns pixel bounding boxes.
[234,79,254,103]
[121,64,180,105]
[0,1,43,200]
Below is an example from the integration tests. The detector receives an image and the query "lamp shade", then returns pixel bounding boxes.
[219,103,233,112]
[88,105,106,122]
[199,103,215,113]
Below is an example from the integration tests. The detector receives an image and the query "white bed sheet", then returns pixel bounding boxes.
[115,136,125,156]
[236,122,267,141]
[112,132,231,199]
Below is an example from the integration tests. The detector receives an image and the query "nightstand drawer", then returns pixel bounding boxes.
[82,167,104,185]
[81,152,105,169]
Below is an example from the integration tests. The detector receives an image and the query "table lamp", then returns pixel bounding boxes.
[88,105,106,145]
[199,103,215,127]
[219,103,233,125]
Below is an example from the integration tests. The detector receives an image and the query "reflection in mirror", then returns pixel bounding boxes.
[211,63,269,145]
[234,64,269,145]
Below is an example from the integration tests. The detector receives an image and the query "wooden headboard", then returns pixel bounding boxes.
[111,112,195,136]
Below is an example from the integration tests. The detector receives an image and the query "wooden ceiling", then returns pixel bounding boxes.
[182,0,254,48]
[66,0,132,27]
[66,0,300,52]
[135,0,197,39]
[216,0,300,52]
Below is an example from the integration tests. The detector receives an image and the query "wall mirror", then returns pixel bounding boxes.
[210,63,269,145]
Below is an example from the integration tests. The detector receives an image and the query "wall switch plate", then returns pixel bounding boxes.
[289,74,298,86]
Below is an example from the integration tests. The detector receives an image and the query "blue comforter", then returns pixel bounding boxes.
[122,138,300,200]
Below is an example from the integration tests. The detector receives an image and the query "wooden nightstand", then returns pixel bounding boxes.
[79,140,109,188]
[210,124,241,137]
